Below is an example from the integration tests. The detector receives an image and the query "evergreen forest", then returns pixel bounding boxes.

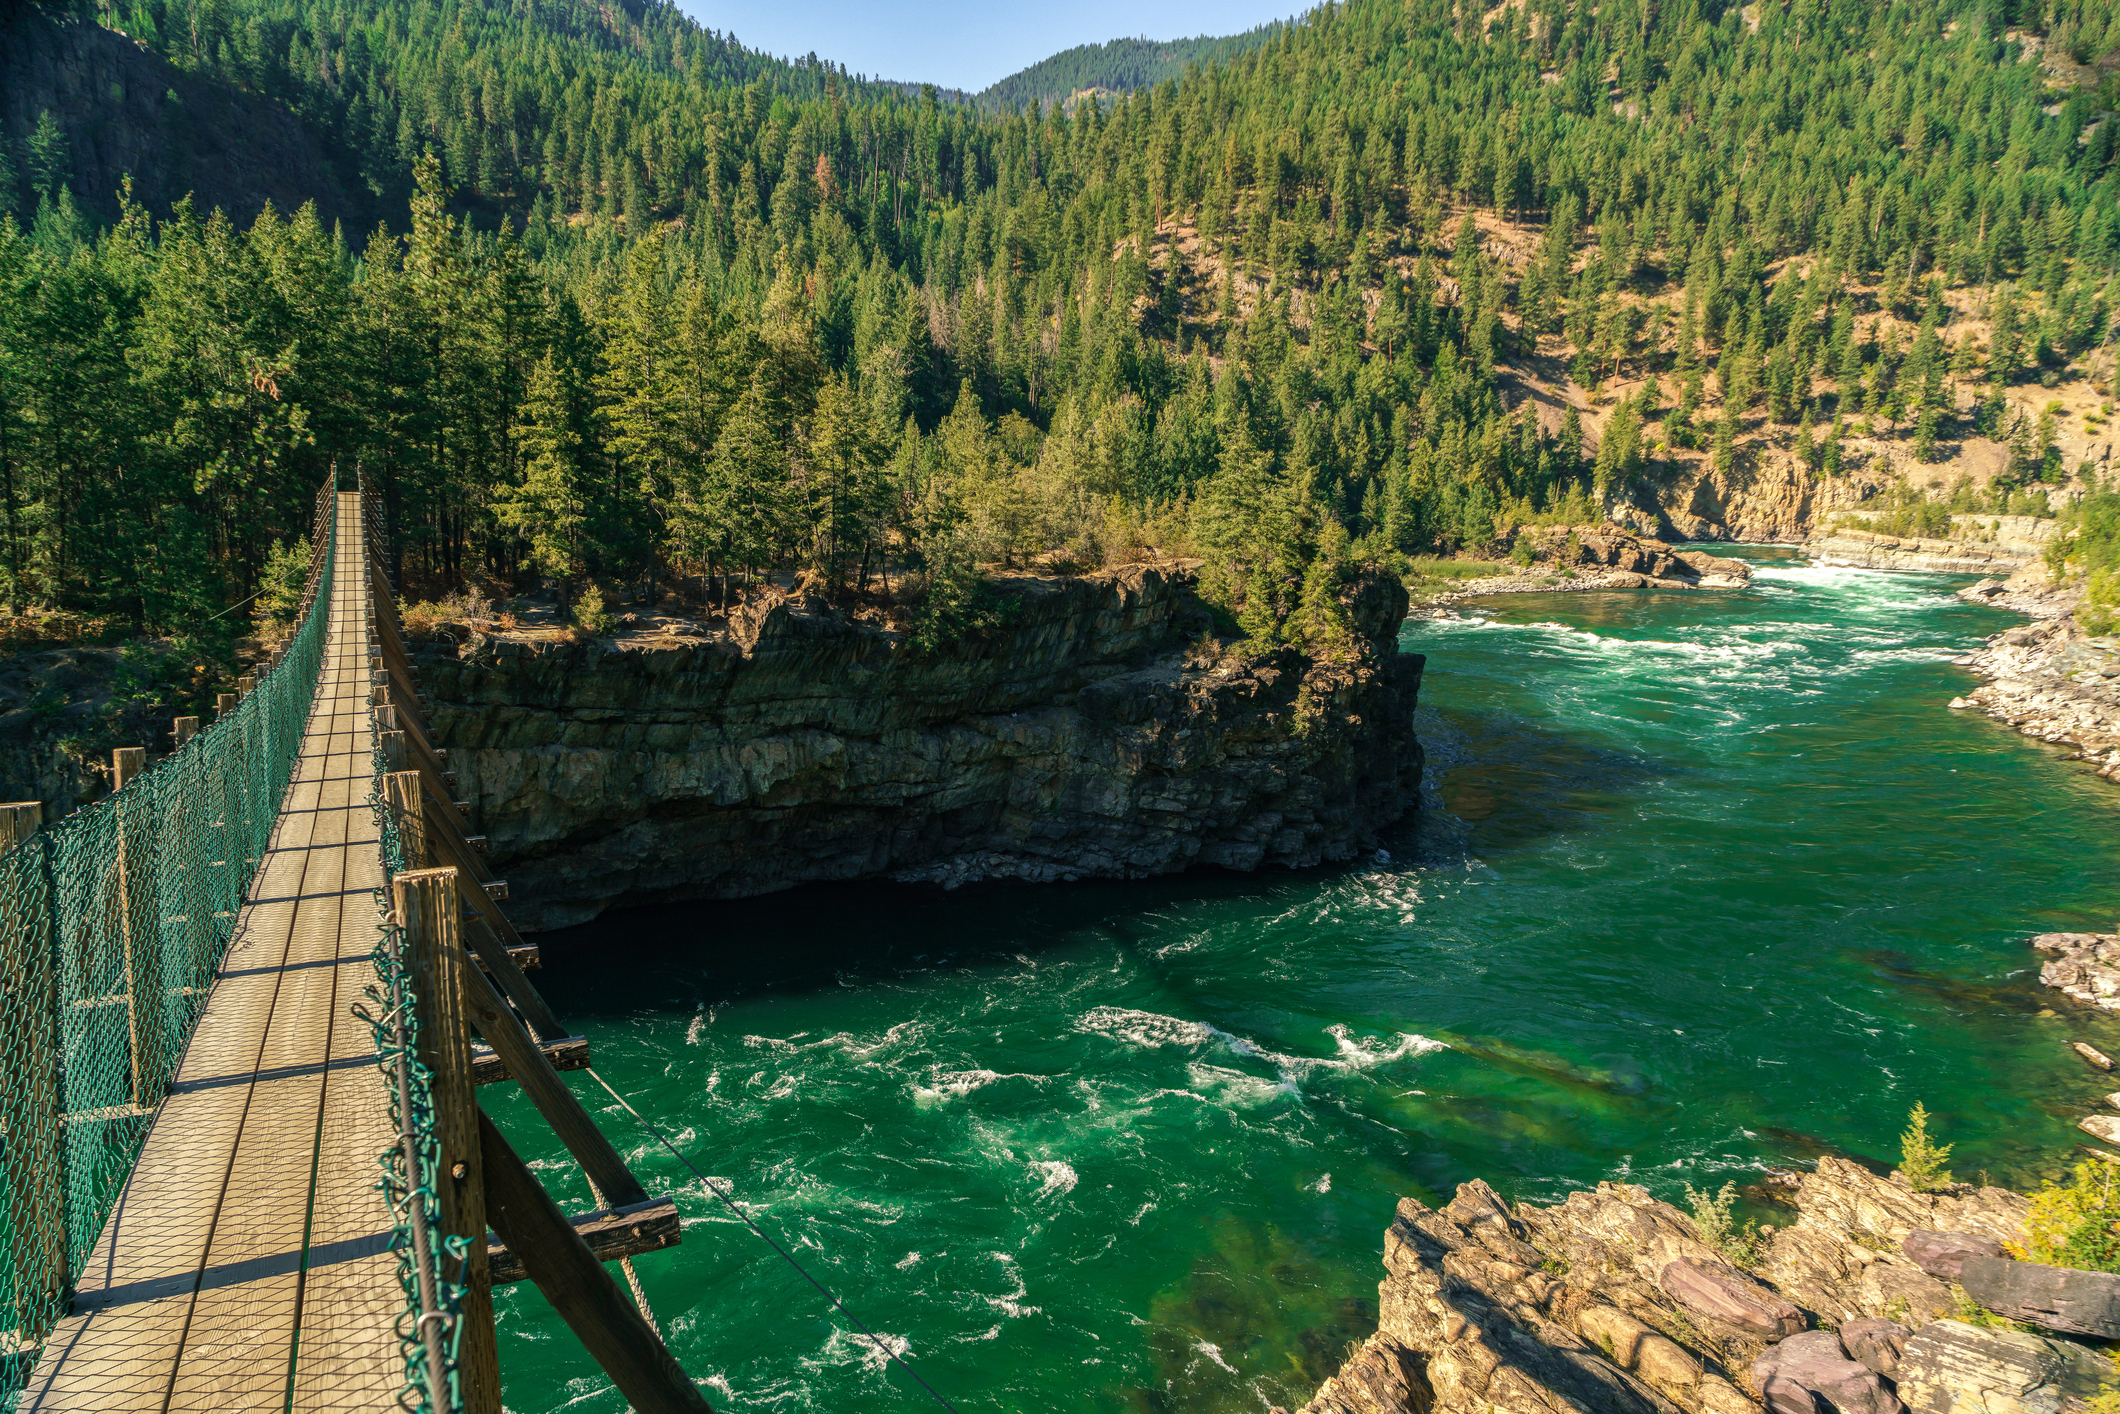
[979,27,1286,111]
[6,0,2120,663]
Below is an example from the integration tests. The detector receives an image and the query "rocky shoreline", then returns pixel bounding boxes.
[1286,1155,2119,1414]
[1946,567,2120,784]
[1415,530,1755,615]
[1292,538,2120,1414]
[1805,515,2058,577]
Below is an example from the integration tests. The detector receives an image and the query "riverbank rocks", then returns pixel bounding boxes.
[1752,1330,1903,1414]
[1806,517,2056,575]
[2078,1114,2120,1144]
[1948,574,2120,779]
[1902,1230,2008,1282]
[1958,1256,2120,1339]
[2030,933,2120,1012]
[1661,1260,1805,1339]
[418,563,1423,930]
[1489,526,1756,590]
[1892,1319,2111,1414]
[1294,1159,2036,1414]
[1838,1319,1914,1377]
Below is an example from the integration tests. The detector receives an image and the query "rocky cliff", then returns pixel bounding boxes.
[1287,1158,2101,1414]
[418,563,1424,931]
[1807,515,2060,575]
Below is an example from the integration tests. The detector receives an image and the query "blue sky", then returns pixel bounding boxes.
[675,0,1300,94]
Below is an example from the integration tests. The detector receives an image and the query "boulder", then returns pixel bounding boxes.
[1901,1229,2009,1282]
[1838,1318,1913,1377]
[1752,1330,1903,1414]
[2078,1114,2120,1145]
[1673,549,1754,584]
[1894,1318,2110,1414]
[1959,1255,2120,1339]
[2073,1041,2115,1070]
[1856,1263,1956,1328]
[1660,1258,1806,1339]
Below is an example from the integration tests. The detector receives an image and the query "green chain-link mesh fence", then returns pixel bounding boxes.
[352,479,466,1414]
[0,483,335,1400]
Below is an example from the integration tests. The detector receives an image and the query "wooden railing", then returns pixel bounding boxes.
[363,480,710,1413]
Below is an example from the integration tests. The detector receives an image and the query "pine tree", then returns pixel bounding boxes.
[498,352,587,588]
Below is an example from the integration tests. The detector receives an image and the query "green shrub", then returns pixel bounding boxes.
[1899,1103,1954,1193]
[571,585,616,636]
[1682,1181,1764,1267]
[2024,1159,2120,1273]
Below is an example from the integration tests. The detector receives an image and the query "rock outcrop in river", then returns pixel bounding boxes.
[417,563,1423,931]
[1285,1158,2110,1414]
[1947,567,2120,781]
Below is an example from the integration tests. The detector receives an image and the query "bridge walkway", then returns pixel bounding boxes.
[23,491,400,1410]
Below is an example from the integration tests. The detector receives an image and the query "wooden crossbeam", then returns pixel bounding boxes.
[471,1036,589,1085]
[485,1195,680,1286]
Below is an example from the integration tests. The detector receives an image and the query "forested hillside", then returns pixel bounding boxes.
[5,0,2120,665]
[979,27,1284,110]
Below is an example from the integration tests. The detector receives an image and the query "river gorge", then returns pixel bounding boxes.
[478,553,2120,1414]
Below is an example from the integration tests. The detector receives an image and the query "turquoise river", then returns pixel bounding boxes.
[488,551,2120,1413]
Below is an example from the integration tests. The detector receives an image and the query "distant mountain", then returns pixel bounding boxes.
[978,25,1284,110]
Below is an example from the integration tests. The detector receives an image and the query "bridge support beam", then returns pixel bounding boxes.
[479,1111,713,1413]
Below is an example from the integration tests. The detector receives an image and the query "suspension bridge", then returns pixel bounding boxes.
[0,479,708,1412]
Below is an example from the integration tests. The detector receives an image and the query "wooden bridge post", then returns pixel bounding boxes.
[0,801,42,850]
[384,771,427,869]
[3,834,70,1343]
[215,692,237,720]
[395,867,502,1414]
[112,747,166,1107]
[172,716,198,749]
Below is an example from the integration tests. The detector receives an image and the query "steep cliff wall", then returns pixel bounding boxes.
[420,564,1424,931]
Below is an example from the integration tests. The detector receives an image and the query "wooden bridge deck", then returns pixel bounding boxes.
[24,492,401,1410]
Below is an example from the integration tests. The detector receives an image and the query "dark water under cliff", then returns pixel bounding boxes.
[493,552,2120,1413]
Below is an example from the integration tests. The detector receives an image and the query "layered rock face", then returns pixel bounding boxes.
[1657,456,1838,543]
[1807,516,2059,575]
[1291,1158,2055,1414]
[420,564,1424,931]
